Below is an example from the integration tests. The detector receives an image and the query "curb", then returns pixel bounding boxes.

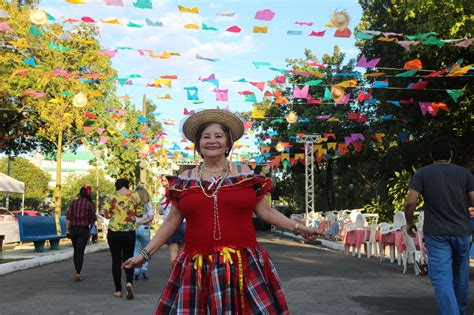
[0,243,109,276]
[272,230,345,252]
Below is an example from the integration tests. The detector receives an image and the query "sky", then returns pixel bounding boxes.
[38,0,363,156]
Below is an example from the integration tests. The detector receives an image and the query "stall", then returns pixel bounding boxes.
[0,173,24,243]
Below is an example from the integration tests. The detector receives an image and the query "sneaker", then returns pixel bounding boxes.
[143,273,148,280]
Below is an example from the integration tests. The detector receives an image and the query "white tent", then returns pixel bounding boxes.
[0,173,24,243]
[0,172,25,211]
[0,173,25,194]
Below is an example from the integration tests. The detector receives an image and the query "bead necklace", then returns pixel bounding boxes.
[197,161,230,240]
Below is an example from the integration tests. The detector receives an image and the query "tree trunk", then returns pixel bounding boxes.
[326,159,334,211]
[54,129,63,216]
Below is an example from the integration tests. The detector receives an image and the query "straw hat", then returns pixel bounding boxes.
[182,109,244,143]
[330,86,345,103]
[29,9,48,25]
[330,10,349,30]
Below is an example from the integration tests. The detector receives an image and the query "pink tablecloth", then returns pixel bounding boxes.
[377,231,423,253]
[344,230,367,254]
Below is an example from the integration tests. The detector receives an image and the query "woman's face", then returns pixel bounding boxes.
[198,123,229,159]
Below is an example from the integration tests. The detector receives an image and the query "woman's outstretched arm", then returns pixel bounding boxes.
[122,205,183,268]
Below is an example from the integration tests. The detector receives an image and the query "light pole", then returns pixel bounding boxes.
[92,149,104,215]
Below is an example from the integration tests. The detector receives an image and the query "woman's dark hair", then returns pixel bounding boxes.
[194,122,233,157]
[431,136,453,161]
[115,178,130,191]
[78,187,88,198]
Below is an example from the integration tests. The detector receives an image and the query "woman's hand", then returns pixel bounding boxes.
[122,255,145,269]
[298,226,320,240]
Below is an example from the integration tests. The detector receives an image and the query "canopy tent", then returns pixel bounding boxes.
[0,173,25,194]
[0,172,25,212]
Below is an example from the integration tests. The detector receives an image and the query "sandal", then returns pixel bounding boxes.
[126,283,134,300]
[113,291,122,298]
[74,273,83,282]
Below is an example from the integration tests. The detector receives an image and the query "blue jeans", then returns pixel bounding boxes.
[425,235,471,315]
[134,225,151,276]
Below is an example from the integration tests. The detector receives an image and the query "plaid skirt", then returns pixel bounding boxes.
[154,245,289,314]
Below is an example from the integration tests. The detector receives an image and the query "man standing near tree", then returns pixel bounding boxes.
[404,136,474,315]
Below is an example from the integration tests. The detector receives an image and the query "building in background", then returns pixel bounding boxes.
[27,151,94,187]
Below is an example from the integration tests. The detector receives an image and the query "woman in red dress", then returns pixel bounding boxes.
[123,109,320,314]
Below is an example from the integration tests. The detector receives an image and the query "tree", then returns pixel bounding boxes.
[0,2,122,214]
[0,157,50,210]
[61,169,115,215]
[356,0,473,169]
[252,47,367,212]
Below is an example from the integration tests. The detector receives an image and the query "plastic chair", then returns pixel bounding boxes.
[365,224,379,258]
[400,226,425,275]
[378,222,396,262]
[393,212,407,230]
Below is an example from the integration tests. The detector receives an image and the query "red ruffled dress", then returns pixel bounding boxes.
[154,173,289,315]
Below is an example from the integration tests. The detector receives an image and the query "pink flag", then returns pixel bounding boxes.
[337,93,351,104]
[269,75,286,84]
[356,55,381,68]
[293,85,309,98]
[255,9,275,21]
[409,81,429,90]
[344,136,353,147]
[97,128,105,134]
[351,133,365,142]
[100,136,109,144]
[213,88,228,101]
[418,102,434,116]
[81,16,96,23]
[295,21,313,26]
[0,22,11,31]
[105,0,124,6]
[98,50,118,58]
[396,40,418,51]
[455,38,474,48]
[250,82,265,91]
[226,26,241,33]
[353,141,363,152]
[308,30,325,37]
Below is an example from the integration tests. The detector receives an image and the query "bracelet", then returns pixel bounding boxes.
[293,223,300,235]
[140,249,151,262]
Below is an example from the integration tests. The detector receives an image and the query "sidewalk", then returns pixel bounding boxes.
[0,239,108,275]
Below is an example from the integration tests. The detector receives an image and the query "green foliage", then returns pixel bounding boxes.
[0,157,51,209]
[0,2,120,155]
[356,0,473,169]
[61,169,115,215]
[387,168,424,213]
[364,196,392,223]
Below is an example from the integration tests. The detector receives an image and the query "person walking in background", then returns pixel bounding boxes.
[405,136,474,315]
[66,187,96,282]
[123,109,320,314]
[133,185,155,280]
[104,178,144,299]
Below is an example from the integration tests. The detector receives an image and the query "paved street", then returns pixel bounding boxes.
[1,232,473,314]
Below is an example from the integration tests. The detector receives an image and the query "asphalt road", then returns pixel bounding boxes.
[1,232,473,314]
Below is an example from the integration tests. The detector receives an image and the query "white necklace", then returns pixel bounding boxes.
[197,162,229,240]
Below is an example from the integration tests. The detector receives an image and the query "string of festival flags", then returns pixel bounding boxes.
[1,6,473,167]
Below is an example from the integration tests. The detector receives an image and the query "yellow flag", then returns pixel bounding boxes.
[253,26,269,33]
[327,142,337,150]
[184,24,200,30]
[377,37,396,42]
[336,79,358,87]
[66,0,86,3]
[178,5,199,13]
[447,64,473,77]
[364,72,385,78]
[101,18,122,25]
[310,71,325,78]
[154,79,172,88]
